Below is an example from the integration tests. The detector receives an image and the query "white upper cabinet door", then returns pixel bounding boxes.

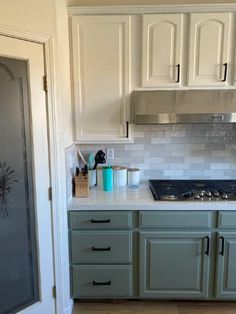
[142,14,184,87]
[71,15,131,143]
[188,13,232,87]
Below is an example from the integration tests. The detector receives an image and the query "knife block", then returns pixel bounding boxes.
[74,174,89,198]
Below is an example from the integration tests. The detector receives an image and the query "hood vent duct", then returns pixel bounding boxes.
[133,90,236,124]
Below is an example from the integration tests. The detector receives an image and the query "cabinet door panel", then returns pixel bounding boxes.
[142,14,183,87]
[71,15,131,143]
[140,232,210,299]
[215,232,236,299]
[188,13,231,86]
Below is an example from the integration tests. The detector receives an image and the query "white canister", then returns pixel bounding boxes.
[96,166,103,187]
[88,169,96,188]
[127,168,140,187]
[113,166,127,187]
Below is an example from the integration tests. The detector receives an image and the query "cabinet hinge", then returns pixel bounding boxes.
[48,187,52,201]
[43,75,48,92]
[52,285,56,299]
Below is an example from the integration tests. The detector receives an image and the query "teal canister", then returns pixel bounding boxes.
[102,166,113,191]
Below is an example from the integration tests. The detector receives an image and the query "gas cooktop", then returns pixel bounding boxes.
[149,180,236,201]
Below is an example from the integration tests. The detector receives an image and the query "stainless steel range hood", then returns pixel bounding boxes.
[133,90,236,124]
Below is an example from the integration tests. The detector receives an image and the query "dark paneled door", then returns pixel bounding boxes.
[0,36,55,314]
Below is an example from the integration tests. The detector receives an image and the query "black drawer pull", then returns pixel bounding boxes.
[91,219,111,224]
[92,246,111,251]
[204,236,210,255]
[219,236,225,256]
[92,280,111,286]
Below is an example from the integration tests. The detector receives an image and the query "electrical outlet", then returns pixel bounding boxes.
[107,148,114,160]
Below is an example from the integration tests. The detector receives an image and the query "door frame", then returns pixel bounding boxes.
[0,26,71,314]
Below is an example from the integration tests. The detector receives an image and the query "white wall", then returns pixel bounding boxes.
[0,0,73,147]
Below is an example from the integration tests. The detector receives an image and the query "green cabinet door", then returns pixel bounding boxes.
[140,231,210,299]
[215,232,236,299]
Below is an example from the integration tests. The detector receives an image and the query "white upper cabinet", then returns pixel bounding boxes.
[142,14,184,87]
[188,13,232,87]
[71,15,131,143]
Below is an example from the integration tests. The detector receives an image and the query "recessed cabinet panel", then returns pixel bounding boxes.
[140,232,210,299]
[72,265,133,298]
[215,232,236,299]
[188,13,231,86]
[142,14,184,87]
[71,15,131,143]
[71,231,132,264]
[218,212,236,229]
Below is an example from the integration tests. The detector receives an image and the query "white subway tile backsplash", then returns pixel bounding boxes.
[210,163,231,170]
[185,157,205,163]
[67,124,236,181]
[151,137,171,144]
[144,157,165,163]
[124,144,144,151]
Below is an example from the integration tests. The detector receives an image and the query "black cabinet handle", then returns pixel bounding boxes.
[93,280,111,286]
[204,236,210,255]
[176,64,180,83]
[92,246,111,251]
[126,121,129,138]
[222,63,228,82]
[91,219,110,224]
[219,236,225,256]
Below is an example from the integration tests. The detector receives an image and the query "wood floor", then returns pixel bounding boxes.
[73,300,236,314]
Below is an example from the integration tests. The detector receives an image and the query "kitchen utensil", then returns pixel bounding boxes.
[93,150,106,170]
[77,149,87,166]
[87,153,95,170]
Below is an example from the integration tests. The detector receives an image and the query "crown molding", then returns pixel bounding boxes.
[0,23,50,43]
[68,4,236,15]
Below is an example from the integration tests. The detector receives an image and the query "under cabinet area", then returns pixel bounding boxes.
[139,231,210,299]
[139,211,212,299]
[68,211,133,298]
[68,210,236,300]
[215,212,236,299]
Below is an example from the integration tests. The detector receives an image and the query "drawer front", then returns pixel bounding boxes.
[72,265,133,298]
[71,231,132,264]
[218,212,236,229]
[139,211,212,229]
[69,211,132,229]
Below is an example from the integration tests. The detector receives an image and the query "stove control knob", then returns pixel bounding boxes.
[222,193,228,200]
[199,191,205,197]
[213,190,220,197]
[194,193,200,199]
[205,191,212,197]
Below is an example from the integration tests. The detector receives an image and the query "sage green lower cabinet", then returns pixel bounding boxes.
[139,231,211,299]
[68,210,236,300]
[72,265,133,298]
[68,211,133,298]
[215,232,236,299]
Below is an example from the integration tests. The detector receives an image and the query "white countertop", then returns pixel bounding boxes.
[68,183,236,211]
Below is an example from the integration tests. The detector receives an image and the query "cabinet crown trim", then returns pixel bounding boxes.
[68,4,236,15]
